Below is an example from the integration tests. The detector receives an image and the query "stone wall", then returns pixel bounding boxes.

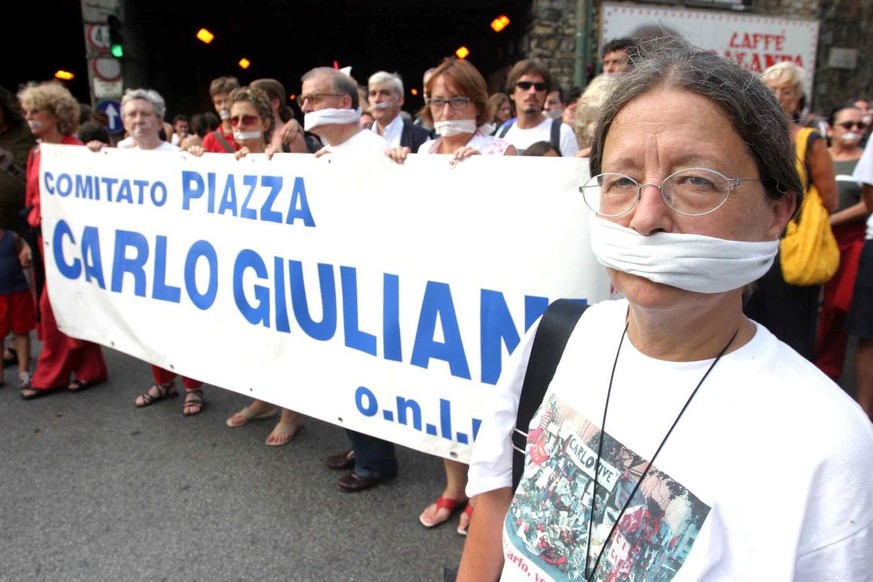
[524,0,583,92]
[521,0,873,114]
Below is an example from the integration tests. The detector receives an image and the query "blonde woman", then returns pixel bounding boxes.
[221,86,306,446]
[18,81,109,399]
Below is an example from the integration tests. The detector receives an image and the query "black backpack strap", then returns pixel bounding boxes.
[550,118,562,156]
[497,119,514,138]
[511,299,588,491]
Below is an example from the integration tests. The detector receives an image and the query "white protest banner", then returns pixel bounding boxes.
[38,145,611,463]
[601,2,819,99]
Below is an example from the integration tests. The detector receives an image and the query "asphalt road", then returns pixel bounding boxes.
[0,344,466,582]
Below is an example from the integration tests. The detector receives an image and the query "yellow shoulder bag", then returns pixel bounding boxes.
[779,127,840,286]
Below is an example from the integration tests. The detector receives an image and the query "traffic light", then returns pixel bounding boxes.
[107,15,124,58]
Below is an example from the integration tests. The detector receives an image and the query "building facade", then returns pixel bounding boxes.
[523,0,872,116]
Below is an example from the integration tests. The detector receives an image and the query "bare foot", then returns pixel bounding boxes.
[265,410,304,446]
[419,494,467,527]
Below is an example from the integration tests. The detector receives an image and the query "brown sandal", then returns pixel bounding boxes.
[134,381,177,407]
[182,389,205,416]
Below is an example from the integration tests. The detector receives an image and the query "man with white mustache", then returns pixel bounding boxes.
[367,71,431,151]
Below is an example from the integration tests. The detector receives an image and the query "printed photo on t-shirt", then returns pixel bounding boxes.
[504,393,711,581]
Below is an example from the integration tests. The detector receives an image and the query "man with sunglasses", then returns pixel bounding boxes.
[497,59,578,156]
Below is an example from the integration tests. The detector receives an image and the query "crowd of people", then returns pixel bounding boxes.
[2,32,873,580]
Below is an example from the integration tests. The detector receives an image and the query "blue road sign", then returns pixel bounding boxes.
[96,99,124,133]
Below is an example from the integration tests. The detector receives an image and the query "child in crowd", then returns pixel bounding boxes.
[522,140,560,157]
[0,220,34,389]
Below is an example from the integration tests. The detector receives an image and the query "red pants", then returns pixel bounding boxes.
[31,284,108,390]
[151,365,202,391]
[814,222,866,379]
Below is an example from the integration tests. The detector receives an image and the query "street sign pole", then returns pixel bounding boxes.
[81,0,123,108]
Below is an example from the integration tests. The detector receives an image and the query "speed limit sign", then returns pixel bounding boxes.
[87,24,110,51]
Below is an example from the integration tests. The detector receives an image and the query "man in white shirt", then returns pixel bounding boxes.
[298,67,387,154]
[120,88,181,152]
[298,67,397,492]
[496,59,578,156]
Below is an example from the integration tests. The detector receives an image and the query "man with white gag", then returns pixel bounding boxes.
[119,88,182,152]
[296,67,397,492]
[298,67,387,156]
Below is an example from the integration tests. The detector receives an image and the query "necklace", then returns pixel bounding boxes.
[583,323,740,580]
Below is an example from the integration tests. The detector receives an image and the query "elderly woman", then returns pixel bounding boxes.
[386,57,515,535]
[18,81,109,399]
[457,38,873,581]
[743,61,838,361]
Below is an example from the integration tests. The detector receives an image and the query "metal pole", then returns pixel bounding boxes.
[584,0,593,84]
[573,0,585,89]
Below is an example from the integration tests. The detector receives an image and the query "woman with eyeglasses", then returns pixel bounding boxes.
[741,61,838,362]
[386,58,514,537]
[214,86,307,446]
[813,102,871,380]
[458,37,873,582]
[387,58,515,166]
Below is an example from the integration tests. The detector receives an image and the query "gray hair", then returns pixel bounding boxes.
[590,36,803,206]
[368,71,404,97]
[301,67,359,109]
[121,88,167,119]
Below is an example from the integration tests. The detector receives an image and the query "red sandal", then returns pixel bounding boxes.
[419,495,466,528]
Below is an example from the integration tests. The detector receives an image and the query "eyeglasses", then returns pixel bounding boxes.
[838,121,868,131]
[580,168,762,217]
[515,81,548,92]
[229,114,259,127]
[296,93,342,107]
[426,96,471,111]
